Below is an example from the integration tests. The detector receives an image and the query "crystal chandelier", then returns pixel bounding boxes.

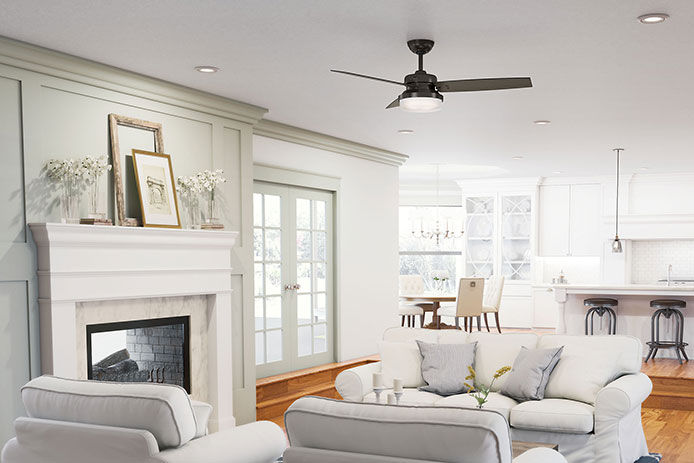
[412,165,464,245]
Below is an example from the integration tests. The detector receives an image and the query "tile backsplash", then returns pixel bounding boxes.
[631,240,694,284]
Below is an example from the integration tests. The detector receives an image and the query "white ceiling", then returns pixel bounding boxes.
[1,0,693,178]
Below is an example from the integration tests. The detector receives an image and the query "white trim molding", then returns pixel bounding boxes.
[254,119,409,167]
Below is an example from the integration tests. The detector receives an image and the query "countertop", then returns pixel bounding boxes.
[551,284,694,296]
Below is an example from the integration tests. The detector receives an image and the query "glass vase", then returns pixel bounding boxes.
[87,175,106,220]
[205,189,219,224]
[184,196,201,229]
[60,178,80,224]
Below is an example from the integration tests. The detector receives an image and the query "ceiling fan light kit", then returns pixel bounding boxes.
[331,39,532,113]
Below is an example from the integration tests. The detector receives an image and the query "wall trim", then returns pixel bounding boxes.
[254,119,409,167]
[254,163,341,191]
[0,36,268,125]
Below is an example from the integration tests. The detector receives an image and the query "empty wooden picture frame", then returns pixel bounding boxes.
[108,114,165,225]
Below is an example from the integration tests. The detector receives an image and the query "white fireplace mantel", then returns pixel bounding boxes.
[28,223,239,431]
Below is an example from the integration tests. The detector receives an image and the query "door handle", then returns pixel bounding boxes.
[292,284,301,291]
[284,284,302,291]
[284,284,293,291]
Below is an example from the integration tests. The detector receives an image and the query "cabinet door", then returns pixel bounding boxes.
[532,288,557,328]
[497,296,533,328]
[569,184,602,256]
[538,185,570,256]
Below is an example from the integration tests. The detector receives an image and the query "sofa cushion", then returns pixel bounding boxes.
[21,375,197,449]
[538,335,641,404]
[363,388,441,406]
[416,340,477,396]
[378,342,425,388]
[500,346,563,402]
[435,392,518,420]
[510,398,595,434]
[436,329,469,344]
[467,332,539,391]
[382,327,439,344]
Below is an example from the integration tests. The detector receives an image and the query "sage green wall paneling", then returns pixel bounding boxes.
[222,127,242,234]
[34,85,214,222]
[0,76,25,243]
[0,282,31,446]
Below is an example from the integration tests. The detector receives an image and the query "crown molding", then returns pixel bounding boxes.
[0,35,268,125]
[254,119,409,167]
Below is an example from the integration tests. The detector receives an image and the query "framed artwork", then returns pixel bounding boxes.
[131,149,181,228]
[108,114,164,225]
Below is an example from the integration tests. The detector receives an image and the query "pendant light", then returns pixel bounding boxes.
[612,148,624,253]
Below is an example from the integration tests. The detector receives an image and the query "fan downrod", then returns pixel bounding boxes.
[407,39,435,56]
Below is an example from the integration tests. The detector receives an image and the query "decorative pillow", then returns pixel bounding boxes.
[378,341,425,388]
[500,346,563,402]
[416,340,477,396]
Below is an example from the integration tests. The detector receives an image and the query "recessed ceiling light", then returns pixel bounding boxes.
[194,65,220,73]
[552,171,563,174]
[512,155,524,160]
[638,166,650,171]
[398,129,415,135]
[638,13,669,24]
[533,120,551,125]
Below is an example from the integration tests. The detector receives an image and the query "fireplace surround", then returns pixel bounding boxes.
[29,223,239,431]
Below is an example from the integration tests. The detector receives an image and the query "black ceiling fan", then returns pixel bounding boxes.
[331,39,532,113]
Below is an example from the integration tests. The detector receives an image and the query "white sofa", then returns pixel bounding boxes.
[284,396,567,463]
[1,376,287,463]
[335,328,652,463]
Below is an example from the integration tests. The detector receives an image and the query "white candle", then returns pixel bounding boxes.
[373,372,383,388]
[393,378,404,393]
[387,393,396,405]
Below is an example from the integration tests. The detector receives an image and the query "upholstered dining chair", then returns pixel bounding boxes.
[481,275,505,333]
[438,277,485,332]
[398,274,426,327]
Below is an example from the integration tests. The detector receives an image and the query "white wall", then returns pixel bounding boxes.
[253,135,400,361]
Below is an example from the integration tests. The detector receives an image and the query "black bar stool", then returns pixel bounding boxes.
[584,298,617,335]
[645,299,688,364]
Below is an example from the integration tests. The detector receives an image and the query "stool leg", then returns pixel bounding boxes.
[590,309,597,335]
[673,311,683,365]
[607,308,616,334]
[645,346,655,362]
[585,308,591,335]
[401,315,405,327]
[455,317,460,329]
[677,310,688,361]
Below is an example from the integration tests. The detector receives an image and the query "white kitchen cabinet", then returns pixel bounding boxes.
[539,183,601,257]
[532,287,557,328]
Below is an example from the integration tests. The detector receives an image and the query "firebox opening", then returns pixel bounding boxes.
[86,316,190,393]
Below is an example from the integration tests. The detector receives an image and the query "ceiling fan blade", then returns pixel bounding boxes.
[437,77,532,93]
[386,97,400,109]
[331,69,405,86]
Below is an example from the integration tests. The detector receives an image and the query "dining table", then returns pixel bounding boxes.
[399,293,459,330]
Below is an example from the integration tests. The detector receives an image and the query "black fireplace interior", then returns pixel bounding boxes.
[86,316,190,393]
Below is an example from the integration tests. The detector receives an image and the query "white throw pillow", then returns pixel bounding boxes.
[378,341,425,388]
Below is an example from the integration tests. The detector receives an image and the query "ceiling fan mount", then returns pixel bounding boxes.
[331,38,532,113]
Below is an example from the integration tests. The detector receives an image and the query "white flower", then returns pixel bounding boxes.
[195,169,227,192]
[177,175,203,196]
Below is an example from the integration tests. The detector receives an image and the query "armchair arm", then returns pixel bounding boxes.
[335,362,382,401]
[595,372,652,420]
[513,447,568,463]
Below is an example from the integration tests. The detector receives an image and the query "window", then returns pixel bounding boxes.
[399,206,464,292]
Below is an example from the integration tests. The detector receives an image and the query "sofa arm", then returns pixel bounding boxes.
[595,372,652,420]
[513,447,568,463]
[335,362,382,401]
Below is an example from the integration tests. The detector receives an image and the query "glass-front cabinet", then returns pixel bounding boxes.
[464,192,535,283]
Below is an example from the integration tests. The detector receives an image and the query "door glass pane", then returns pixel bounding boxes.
[296,198,311,229]
[297,263,312,293]
[298,326,312,357]
[265,263,281,295]
[297,231,312,261]
[253,193,263,227]
[315,263,326,292]
[501,195,531,281]
[314,293,326,322]
[254,297,264,330]
[264,229,281,261]
[265,195,281,227]
[253,229,263,260]
[297,294,312,325]
[313,323,327,353]
[465,197,495,278]
[255,332,265,365]
[266,296,282,329]
[314,231,326,261]
[314,201,326,230]
[254,263,264,296]
[266,330,282,363]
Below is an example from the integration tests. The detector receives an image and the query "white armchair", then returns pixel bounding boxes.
[283,396,568,463]
[1,376,287,463]
[398,275,427,327]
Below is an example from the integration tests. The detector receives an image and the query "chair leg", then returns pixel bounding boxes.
[494,312,501,333]
[420,314,425,328]
[455,317,460,328]
[401,315,405,327]
[464,317,468,332]
[484,313,490,332]
[477,316,481,332]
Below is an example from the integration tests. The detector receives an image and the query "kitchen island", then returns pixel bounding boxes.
[553,284,694,359]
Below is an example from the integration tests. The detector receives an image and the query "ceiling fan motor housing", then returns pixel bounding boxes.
[401,70,443,102]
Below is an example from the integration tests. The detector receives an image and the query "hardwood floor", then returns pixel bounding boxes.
[642,408,694,462]
[642,359,694,411]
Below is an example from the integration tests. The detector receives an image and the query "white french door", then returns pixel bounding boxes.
[253,182,334,378]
